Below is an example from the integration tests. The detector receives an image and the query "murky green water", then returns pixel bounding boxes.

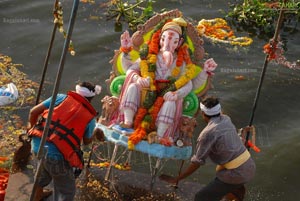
[1,0,300,200]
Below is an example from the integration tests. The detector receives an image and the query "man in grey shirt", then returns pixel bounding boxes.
[160,96,256,201]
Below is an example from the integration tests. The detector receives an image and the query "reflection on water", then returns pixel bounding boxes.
[1,0,300,200]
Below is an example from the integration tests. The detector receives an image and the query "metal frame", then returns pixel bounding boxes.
[103,142,169,190]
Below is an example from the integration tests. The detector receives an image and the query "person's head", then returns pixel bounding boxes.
[75,81,101,102]
[200,96,221,122]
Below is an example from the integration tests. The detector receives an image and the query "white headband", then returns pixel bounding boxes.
[75,85,102,97]
[200,102,221,116]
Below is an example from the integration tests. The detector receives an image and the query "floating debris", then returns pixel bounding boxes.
[0,54,39,109]
[0,83,18,106]
[234,75,246,81]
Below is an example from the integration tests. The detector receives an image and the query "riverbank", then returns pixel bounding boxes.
[5,159,202,201]
[0,54,40,200]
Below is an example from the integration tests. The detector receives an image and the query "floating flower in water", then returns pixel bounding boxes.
[197,18,253,46]
[234,75,245,81]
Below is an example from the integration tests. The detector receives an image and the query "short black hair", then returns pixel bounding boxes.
[201,96,220,118]
[79,81,95,92]
[77,81,96,102]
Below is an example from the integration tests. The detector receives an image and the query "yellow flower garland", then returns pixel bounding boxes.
[174,63,196,89]
[140,59,156,91]
[171,66,181,77]
[140,52,197,91]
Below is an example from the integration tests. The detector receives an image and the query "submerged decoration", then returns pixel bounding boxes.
[96,9,216,157]
[197,18,253,46]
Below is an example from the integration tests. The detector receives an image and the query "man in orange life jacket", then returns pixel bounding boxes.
[27,81,101,201]
[159,96,256,201]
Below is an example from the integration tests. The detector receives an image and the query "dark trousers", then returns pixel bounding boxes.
[194,177,244,201]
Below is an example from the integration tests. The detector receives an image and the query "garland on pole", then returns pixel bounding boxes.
[53,2,76,56]
[263,39,300,69]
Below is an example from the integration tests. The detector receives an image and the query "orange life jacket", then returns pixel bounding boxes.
[28,91,97,169]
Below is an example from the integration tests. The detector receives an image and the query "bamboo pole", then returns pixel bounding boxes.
[245,0,287,147]
[35,0,59,105]
[29,0,80,200]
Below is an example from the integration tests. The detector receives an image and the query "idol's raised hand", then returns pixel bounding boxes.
[120,30,132,49]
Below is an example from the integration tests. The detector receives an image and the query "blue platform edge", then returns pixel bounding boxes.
[96,123,192,160]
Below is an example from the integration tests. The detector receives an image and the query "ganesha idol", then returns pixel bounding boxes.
[102,9,217,149]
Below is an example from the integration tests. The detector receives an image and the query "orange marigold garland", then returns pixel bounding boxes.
[128,97,164,150]
[172,44,196,90]
[128,127,147,150]
[263,40,300,69]
[148,30,161,54]
[148,96,164,130]
[176,45,185,66]
[263,41,280,61]
[120,46,133,54]
[133,108,148,129]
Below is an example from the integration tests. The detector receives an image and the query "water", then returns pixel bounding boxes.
[1,0,300,200]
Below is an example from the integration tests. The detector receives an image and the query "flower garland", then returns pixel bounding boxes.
[128,20,197,149]
[53,2,76,56]
[90,162,131,171]
[140,30,161,91]
[263,42,278,61]
[128,97,164,150]
[133,107,147,129]
[197,18,253,47]
[128,127,147,150]
[148,96,164,130]
[120,46,133,54]
[174,63,196,89]
[264,40,300,69]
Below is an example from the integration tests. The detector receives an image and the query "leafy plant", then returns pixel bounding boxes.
[105,0,157,32]
[226,0,300,39]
